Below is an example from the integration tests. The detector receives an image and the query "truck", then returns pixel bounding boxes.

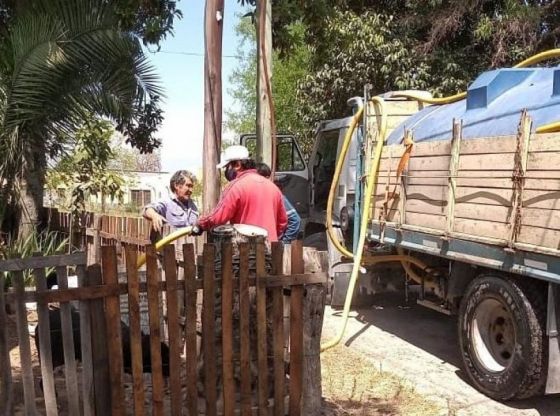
[243,63,560,401]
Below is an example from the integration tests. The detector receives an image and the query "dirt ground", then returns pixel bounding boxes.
[321,293,560,416]
[6,293,560,415]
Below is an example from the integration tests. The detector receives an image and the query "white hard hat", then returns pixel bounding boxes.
[216,145,250,169]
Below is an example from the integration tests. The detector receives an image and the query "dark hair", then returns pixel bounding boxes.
[239,158,256,170]
[169,170,196,193]
[255,162,271,178]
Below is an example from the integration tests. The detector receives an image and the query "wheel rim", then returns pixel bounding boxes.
[471,298,516,373]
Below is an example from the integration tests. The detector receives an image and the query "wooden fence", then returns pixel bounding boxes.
[46,208,202,265]
[0,239,326,415]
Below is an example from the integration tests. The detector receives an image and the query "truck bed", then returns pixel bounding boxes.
[368,126,560,283]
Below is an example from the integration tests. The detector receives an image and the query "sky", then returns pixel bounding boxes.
[145,1,248,174]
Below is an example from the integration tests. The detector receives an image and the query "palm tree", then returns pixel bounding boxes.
[0,0,163,237]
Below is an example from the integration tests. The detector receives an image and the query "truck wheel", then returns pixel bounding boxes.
[458,275,547,400]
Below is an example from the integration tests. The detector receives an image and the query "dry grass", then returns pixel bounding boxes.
[321,343,446,416]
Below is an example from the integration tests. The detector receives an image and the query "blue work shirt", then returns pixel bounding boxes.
[281,196,301,243]
[145,197,199,228]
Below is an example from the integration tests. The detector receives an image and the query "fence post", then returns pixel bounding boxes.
[87,264,111,415]
[87,215,102,265]
[301,282,326,416]
[0,275,13,416]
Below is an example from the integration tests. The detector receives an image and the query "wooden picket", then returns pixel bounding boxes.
[0,238,326,415]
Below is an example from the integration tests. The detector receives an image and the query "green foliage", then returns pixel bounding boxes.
[46,117,127,217]
[0,229,68,287]
[0,0,165,236]
[268,0,560,138]
[226,16,312,155]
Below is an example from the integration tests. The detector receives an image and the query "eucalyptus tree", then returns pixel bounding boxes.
[0,0,164,237]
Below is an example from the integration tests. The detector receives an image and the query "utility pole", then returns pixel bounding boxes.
[256,0,275,171]
[202,0,224,212]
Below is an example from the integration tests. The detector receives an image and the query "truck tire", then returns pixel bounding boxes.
[458,275,547,400]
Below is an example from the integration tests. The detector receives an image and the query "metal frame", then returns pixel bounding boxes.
[368,223,560,284]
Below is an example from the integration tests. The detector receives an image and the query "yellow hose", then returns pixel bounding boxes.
[392,48,560,106]
[322,97,390,352]
[136,226,194,268]
[322,95,438,351]
[325,107,363,259]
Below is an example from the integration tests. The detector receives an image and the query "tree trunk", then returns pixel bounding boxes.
[18,142,46,239]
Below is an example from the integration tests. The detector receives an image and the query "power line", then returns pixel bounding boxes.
[153,50,241,59]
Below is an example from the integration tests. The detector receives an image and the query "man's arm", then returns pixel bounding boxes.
[197,186,239,231]
[276,195,288,238]
[143,201,166,232]
[281,197,301,243]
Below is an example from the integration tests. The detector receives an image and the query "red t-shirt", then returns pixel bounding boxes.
[198,169,288,241]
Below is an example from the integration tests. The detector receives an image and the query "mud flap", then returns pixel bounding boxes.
[546,283,560,394]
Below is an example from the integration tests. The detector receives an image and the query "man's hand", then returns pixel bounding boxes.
[144,208,166,232]
[191,224,204,236]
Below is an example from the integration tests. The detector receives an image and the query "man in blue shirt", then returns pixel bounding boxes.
[255,163,301,243]
[143,170,199,232]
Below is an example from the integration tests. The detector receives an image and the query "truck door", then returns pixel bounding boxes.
[240,134,309,218]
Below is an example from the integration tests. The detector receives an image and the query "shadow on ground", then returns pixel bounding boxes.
[333,292,560,416]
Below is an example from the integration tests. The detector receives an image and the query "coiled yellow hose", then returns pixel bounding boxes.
[136,226,194,268]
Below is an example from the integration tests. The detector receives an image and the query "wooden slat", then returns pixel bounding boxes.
[256,241,268,416]
[379,155,451,172]
[239,243,252,416]
[88,265,111,415]
[454,218,509,240]
[146,245,165,416]
[6,272,333,305]
[525,178,560,191]
[458,153,515,171]
[221,242,235,416]
[404,198,446,215]
[523,190,560,209]
[459,135,517,154]
[529,133,560,151]
[456,177,513,189]
[289,241,304,416]
[13,271,37,415]
[262,273,328,288]
[124,247,145,416]
[405,212,446,230]
[202,243,217,416]
[34,266,58,416]
[163,245,182,416]
[455,187,513,206]
[455,203,511,223]
[518,226,560,249]
[101,246,125,416]
[381,140,451,157]
[183,244,198,416]
[528,152,560,170]
[522,207,560,230]
[404,185,448,202]
[76,264,95,416]
[56,265,81,416]
[0,274,13,416]
[271,243,285,416]
[0,252,86,272]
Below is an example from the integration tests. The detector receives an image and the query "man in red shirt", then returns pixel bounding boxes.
[197,145,288,242]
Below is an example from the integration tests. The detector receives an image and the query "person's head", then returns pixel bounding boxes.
[255,162,272,179]
[217,145,255,181]
[169,170,196,201]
